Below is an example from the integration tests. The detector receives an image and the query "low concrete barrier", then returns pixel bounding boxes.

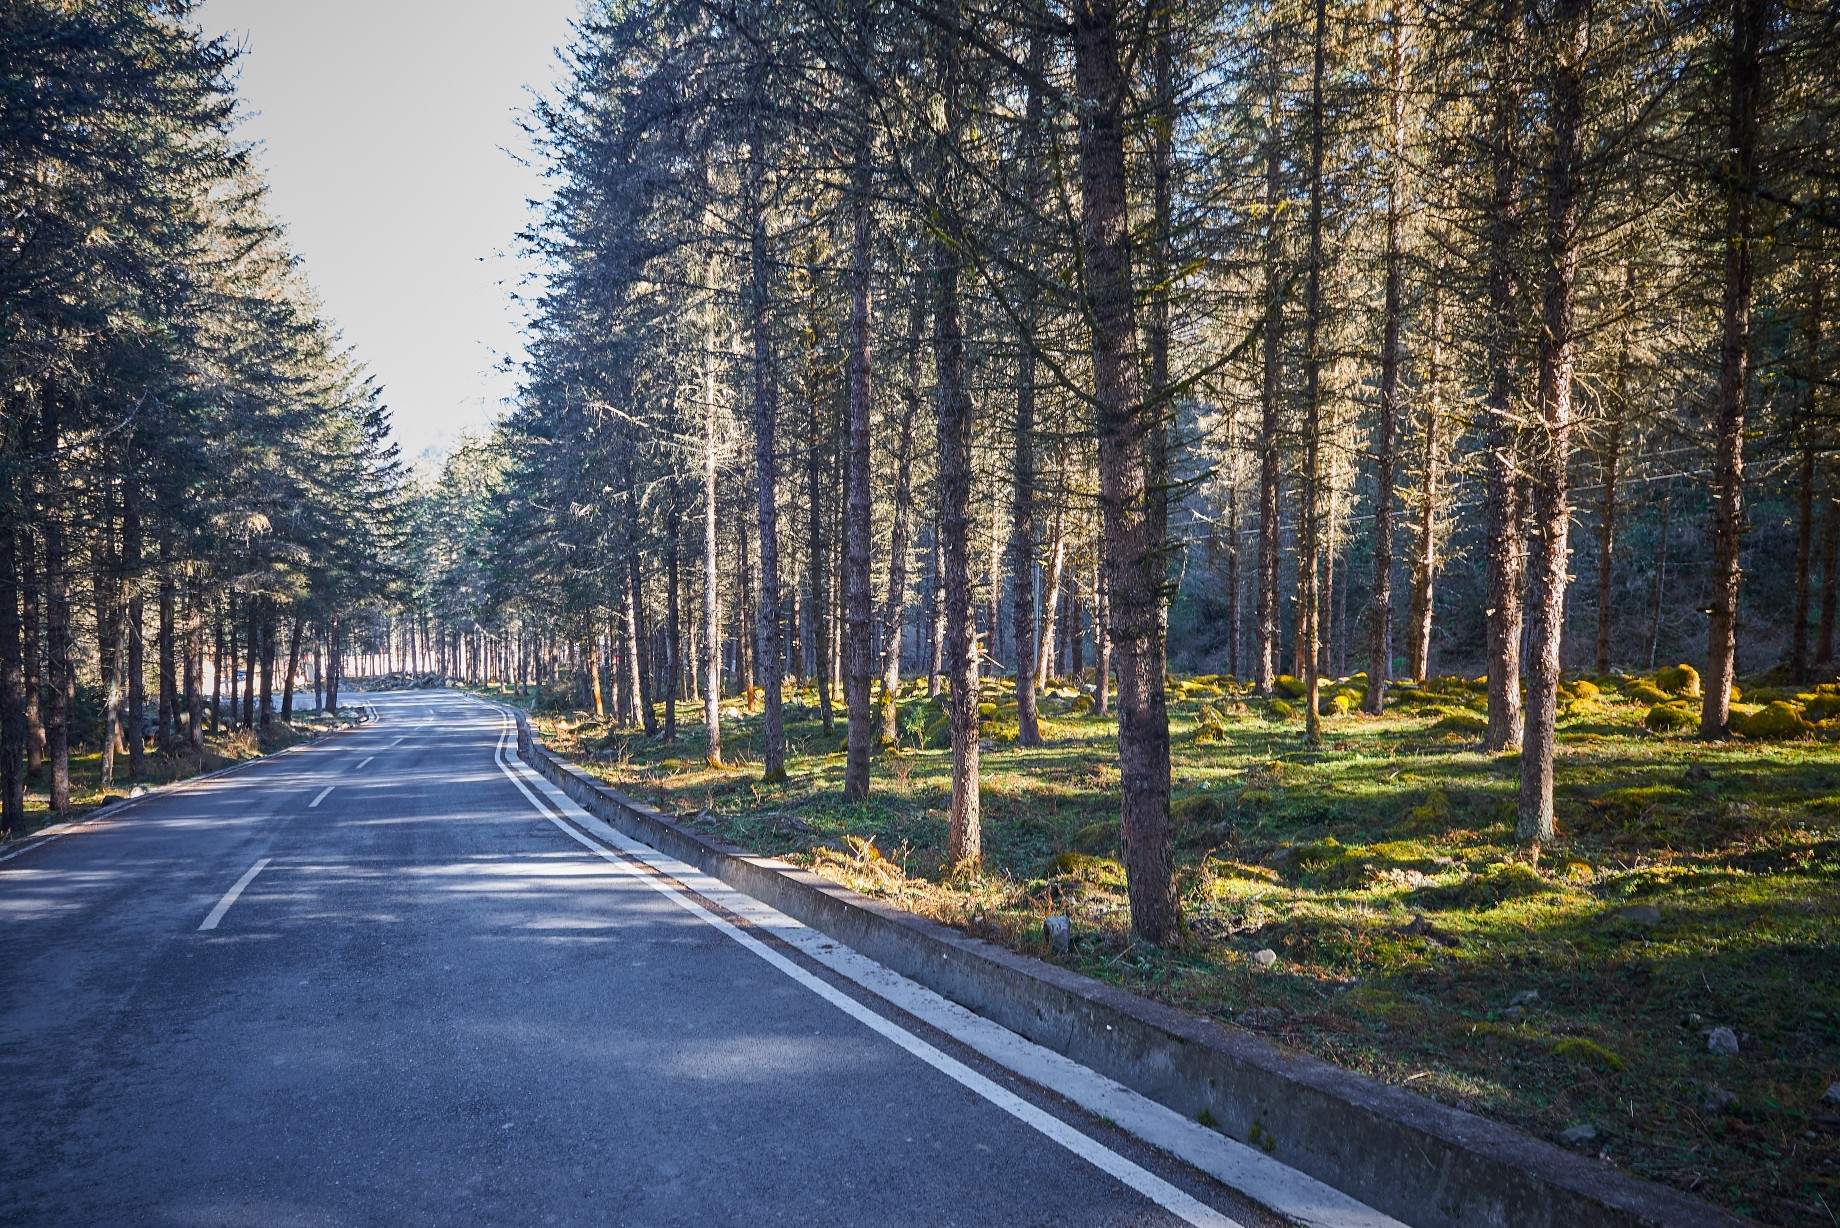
[509,709,1747,1228]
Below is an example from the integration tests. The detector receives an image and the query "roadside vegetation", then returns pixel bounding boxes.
[483,669,1840,1226]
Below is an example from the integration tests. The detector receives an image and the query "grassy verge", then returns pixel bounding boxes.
[477,672,1839,1225]
[4,710,351,845]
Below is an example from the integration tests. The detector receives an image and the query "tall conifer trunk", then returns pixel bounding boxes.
[1483,0,1529,752]
[748,94,787,780]
[1519,0,1589,843]
[1364,5,1407,714]
[1073,0,1177,945]
[880,284,924,744]
[1702,0,1767,738]
[1254,34,1284,698]
[842,111,876,799]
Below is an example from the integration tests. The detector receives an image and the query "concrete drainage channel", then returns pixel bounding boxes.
[504,707,1748,1228]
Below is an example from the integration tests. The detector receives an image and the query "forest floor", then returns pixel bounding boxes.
[4,711,344,845]
[480,670,1840,1225]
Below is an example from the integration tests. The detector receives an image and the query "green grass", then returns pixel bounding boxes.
[478,673,1840,1225]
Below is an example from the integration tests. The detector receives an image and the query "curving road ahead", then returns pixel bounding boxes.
[0,691,1319,1227]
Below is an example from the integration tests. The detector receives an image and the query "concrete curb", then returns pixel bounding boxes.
[502,706,1748,1228]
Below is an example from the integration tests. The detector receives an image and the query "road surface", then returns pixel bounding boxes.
[0,690,1309,1227]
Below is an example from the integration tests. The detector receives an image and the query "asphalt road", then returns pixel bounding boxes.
[0,690,1289,1228]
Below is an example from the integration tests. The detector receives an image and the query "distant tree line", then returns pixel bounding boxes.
[0,1,404,837]
[403,0,1837,945]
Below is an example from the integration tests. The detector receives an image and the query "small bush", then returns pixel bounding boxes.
[1655,663,1701,697]
[1733,700,1812,741]
[1644,702,1697,734]
[1194,703,1228,744]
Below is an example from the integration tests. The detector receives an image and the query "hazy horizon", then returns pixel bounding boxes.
[203,0,579,463]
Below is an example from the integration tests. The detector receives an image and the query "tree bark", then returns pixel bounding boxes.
[1483,0,1529,752]
[1364,5,1407,714]
[1407,271,1445,681]
[1073,0,1177,945]
[1,524,24,835]
[880,282,924,744]
[157,537,176,754]
[1818,465,1838,670]
[702,251,726,765]
[1009,53,1045,748]
[1518,0,1588,844]
[280,611,305,723]
[42,407,71,814]
[1790,273,1822,682]
[1299,0,1329,745]
[665,490,682,744]
[1254,30,1285,699]
[1701,0,1766,739]
[805,249,835,737]
[842,115,876,800]
[124,478,145,777]
[749,103,787,781]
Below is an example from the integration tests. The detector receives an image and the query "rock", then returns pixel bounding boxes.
[1502,1005,1525,1022]
[1251,948,1279,968]
[1698,1084,1738,1113]
[1043,913,1071,954]
[1559,1123,1600,1146]
[129,785,146,798]
[1706,1026,1740,1056]
[1509,989,1541,1007]
[1237,1007,1285,1030]
[1614,904,1661,925]
[1821,1083,1840,1107]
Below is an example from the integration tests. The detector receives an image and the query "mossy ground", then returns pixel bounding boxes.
[3,711,345,844]
[479,674,1839,1225]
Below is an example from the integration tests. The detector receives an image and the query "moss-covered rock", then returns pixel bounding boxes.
[1070,821,1119,855]
[1194,703,1228,744]
[1322,691,1359,716]
[1171,794,1230,830]
[1644,702,1697,734]
[1732,700,1812,741]
[1552,1037,1628,1073]
[1411,861,1554,909]
[1428,709,1488,738]
[1627,682,1670,705]
[1044,851,1126,886]
[1274,674,1307,699]
[1655,663,1701,697]
[1264,698,1299,721]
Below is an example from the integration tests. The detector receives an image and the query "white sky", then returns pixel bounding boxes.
[203,0,581,463]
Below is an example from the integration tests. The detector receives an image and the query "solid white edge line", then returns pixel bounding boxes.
[493,706,1403,1228]
[309,787,333,808]
[198,857,272,931]
[488,717,1239,1228]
